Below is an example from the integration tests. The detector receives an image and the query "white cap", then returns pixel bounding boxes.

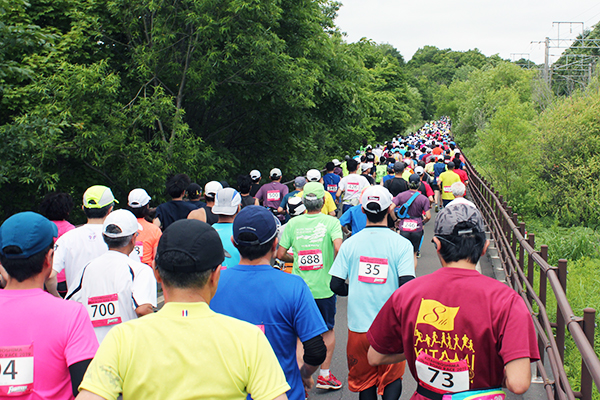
[128,188,151,208]
[270,168,282,178]
[361,163,372,172]
[415,166,425,176]
[204,181,223,197]
[103,209,140,238]
[454,149,461,154]
[361,186,393,214]
[250,170,261,180]
[306,169,321,182]
[332,159,341,166]
[212,188,242,216]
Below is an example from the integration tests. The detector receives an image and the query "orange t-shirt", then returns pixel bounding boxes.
[135,218,162,267]
[431,147,442,155]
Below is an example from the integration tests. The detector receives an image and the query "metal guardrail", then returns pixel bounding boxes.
[463,154,599,400]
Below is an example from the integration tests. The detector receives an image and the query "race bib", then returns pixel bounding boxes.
[0,345,34,396]
[327,184,338,192]
[266,190,280,201]
[358,256,388,284]
[416,352,469,393]
[443,185,452,193]
[256,325,265,334]
[401,219,419,232]
[134,241,144,258]
[87,294,122,328]
[346,183,360,193]
[298,249,323,271]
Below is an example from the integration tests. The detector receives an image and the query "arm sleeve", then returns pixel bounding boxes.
[399,275,414,287]
[302,335,327,366]
[330,276,348,296]
[69,359,92,397]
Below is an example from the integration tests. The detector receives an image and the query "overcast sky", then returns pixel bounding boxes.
[334,0,600,64]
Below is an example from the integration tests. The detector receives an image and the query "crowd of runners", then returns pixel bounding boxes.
[0,117,539,400]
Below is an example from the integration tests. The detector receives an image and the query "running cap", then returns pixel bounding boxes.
[286,196,306,217]
[360,163,371,172]
[0,212,57,259]
[361,186,392,213]
[454,149,461,154]
[434,203,485,236]
[393,162,405,172]
[83,185,118,209]
[303,182,325,200]
[270,168,282,178]
[156,219,225,272]
[212,188,242,216]
[332,159,341,166]
[128,188,151,208]
[250,170,261,180]
[306,169,321,182]
[409,174,421,184]
[103,209,140,238]
[415,166,425,176]
[204,181,223,197]
[233,205,280,246]
[186,183,202,198]
[294,176,307,188]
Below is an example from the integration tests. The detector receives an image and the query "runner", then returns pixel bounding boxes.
[361,163,376,185]
[66,209,157,344]
[187,181,222,225]
[255,168,289,221]
[323,162,341,203]
[438,161,462,208]
[237,175,259,209]
[276,182,344,391]
[337,159,370,214]
[0,212,98,399]
[305,169,337,216]
[153,174,197,229]
[211,188,242,269]
[330,186,415,400]
[127,188,162,268]
[432,157,447,211]
[367,204,540,399]
[447,182,476,208]
[186,183,206,209]
[249,169,262,197]
[279,176,307,221]
[383,162,409,197]
[48,185,117,296]
[77,219,290,400]
[211,206,328,400]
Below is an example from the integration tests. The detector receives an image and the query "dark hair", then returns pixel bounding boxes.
[166,174,191,198]
[347,159,358,172]
[380,156,387,163]
[83,203,112,219]
[102,224,134,249]
[39,192,73,221]
[453,157,462,168]
[0,244,52,282]
[157,250,215,288]
[234,233,276,260]
[362,138,368,146]
[187,183,202,200]
[364,207,388,223]
[360,155,366,162]
[437,228,486,264]
[127,205,149,219]
[326,162,335,171]
[237,175,252,195]
[417,160,426,168]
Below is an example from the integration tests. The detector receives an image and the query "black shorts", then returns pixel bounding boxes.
[399,230,424,253]
[431,183,440,191]
[315,295,337,330]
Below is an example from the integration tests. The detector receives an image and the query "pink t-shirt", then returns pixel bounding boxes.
[53,221,76,284]
[0,289,98,399]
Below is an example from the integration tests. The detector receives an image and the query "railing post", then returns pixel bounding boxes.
[519,222,525,271]
[511,212,518,256]
[538,245,548,368]
[580,308,596,400]
[527,233,535,302]
[556,259,568,362]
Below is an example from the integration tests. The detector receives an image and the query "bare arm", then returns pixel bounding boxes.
[153,218,161,228]
[272,395,288,400]
[254,198,259,206]
[45,269,60,297]
[504,357,531,394]
[276,246,293,263]
[187,208,206,223]
[328,211,336,217]
[135,303,154,317]
[367,346,406,366]
[423,210,431,224]
[333,238,343,258]
[76,390,107,400]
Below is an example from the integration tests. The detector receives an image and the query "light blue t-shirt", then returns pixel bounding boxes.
[212,222,240,269]
[329,226,414,332]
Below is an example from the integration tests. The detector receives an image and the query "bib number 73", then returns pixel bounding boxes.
[415,352,469,392]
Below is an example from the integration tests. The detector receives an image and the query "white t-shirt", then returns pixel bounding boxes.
[53,223,142,291]
[338,174,370,204]
[67,251,157,343]
[447,197,477,209]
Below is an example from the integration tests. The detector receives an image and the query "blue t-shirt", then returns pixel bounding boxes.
[322,173,341,198]
[211,265,327,400]
[155,200,198,230]
[329,226,414,333]
[433,162,447,179]
[212,223,240,269]
[338,204,367,235]
[382,174,394,184]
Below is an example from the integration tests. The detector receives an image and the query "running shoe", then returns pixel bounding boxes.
[316,373,342,390]
[416,251,421,258]
[435,205,439,212]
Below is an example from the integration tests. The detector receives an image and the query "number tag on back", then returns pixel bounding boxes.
[266,190,280,201]
[327,184,338,192]
[401,219,419,232]
[415,352,469,393]
[87,293,122,328]
[0,345,34,396]
[134,241,144,258]
[346,183,360,193]
[443,185,452,193]
[358,256,388,284]
[298,249,323,271]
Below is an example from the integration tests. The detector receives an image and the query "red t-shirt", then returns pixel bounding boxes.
[367,268,539,398]
[454,168,468,184]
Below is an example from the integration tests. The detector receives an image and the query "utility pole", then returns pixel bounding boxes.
[544,37,550,87]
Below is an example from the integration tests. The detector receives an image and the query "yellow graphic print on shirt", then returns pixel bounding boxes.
[414,298,476,382]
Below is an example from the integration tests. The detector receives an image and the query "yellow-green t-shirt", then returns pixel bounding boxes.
[439,170,462,200]
[80,302,290,400]
[295,191,337,215]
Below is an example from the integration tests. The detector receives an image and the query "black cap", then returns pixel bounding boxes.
[156,219,225,272]
[409,174,421,184]
[393,162,405,172]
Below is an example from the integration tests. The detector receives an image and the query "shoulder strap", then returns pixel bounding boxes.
[404,191,420,208]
